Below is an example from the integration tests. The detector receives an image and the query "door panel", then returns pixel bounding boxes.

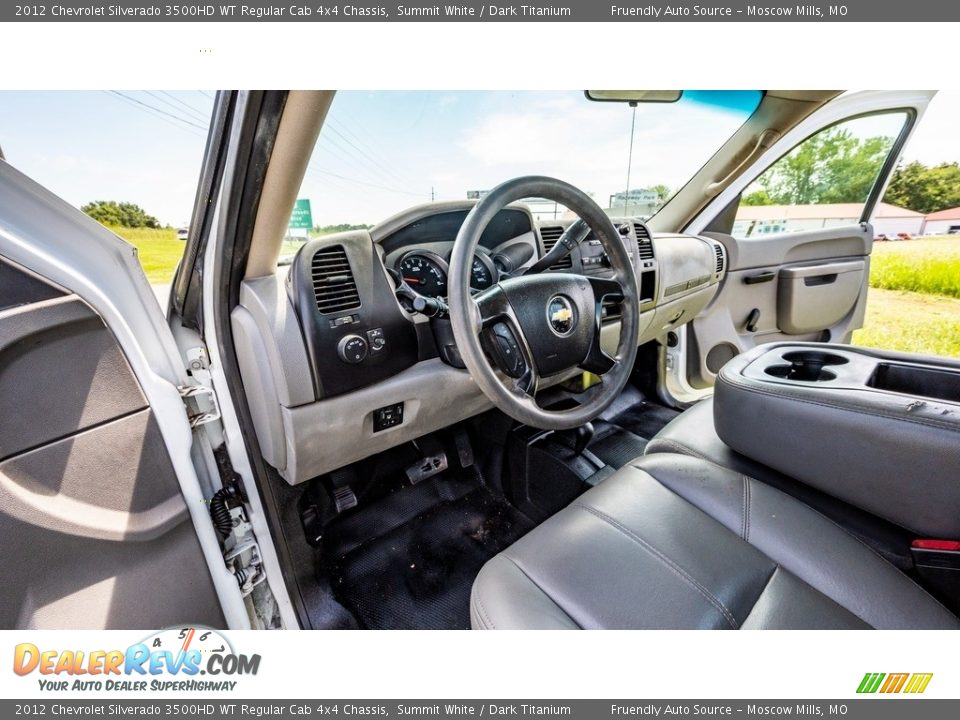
[671,91,934,399]
[686,225,871,387]
[0,256,225,629]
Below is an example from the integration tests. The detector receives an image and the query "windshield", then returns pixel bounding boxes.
[281,90,762,261]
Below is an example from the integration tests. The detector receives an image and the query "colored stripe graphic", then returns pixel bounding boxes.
[880,673,909,693]
[904,673,934,694]
[857,672,932,694]
[857,673,885,693]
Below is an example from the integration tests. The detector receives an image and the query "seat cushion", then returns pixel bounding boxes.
[645,397,782,482]
[470,454,959,629]
[644,397,916,570]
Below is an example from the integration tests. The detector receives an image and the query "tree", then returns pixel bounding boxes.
[742,188,774,206]
[82,201,161,229]
[884,161,960,214]
[649,184,672,202]
[747,128,895,206]
[311,223,373,236]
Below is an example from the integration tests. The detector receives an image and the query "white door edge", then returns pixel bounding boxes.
[0,159,251,630]
[198,102,300,630]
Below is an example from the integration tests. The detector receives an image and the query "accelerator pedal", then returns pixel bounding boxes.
[453,427,475,469]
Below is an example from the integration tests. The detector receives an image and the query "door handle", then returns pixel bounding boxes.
[744,271,776,285]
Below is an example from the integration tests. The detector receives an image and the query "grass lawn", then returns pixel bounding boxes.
[852,236,960,358]
[109,225,185,284]
[853,288,960,357]
[869,236,960,298]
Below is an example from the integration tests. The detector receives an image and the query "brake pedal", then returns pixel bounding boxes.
[332,485,358,513]
[405,451,449,485]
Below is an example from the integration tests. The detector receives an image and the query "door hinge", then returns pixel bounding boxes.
[178,346,220,428]
[222,507,266,598]
[178,384,221,428]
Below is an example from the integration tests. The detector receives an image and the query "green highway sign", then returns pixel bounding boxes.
[289,198,313,230]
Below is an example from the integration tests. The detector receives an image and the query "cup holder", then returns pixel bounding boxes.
[765,351,847,382]
[781,351,849,367]
[765,365,837,382]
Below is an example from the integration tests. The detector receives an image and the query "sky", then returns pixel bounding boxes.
[1,90,958,227]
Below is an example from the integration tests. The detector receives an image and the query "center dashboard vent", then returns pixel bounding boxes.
[539,226,573,270]
[713,243,726,273]
[634,222,654,261]
[310,245,361,314]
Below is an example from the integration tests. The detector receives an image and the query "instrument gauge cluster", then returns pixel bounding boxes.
[396,249,499,298]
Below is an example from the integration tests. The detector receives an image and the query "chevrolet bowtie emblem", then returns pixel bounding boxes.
[551,307,573,323]
[547,295,576,336]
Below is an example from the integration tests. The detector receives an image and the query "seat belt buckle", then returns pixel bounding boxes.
[910,540,960,615]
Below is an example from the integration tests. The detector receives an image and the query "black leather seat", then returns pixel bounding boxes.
[470,453,959,629]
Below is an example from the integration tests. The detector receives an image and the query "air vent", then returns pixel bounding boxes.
[539,226,574,269]
[713,243,725,274]
[634,222,654,261]
[311,245,361,314]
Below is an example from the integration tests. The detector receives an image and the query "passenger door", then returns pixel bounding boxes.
[669,91,934,399]
[0,152,242,628]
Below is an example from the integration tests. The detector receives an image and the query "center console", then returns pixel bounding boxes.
[713,343,960,538]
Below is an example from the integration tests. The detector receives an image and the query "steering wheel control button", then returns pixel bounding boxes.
[373,402,404,432]
[484,322,526,379]
[337,334,369,364]
[547,295,577,336]
[366,327,387,353]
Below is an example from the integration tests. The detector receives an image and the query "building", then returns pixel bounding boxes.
[921,207,960,235]
[733,202,925,239]
[467,191,576,222]
[520,197,570,222]
[607,189,661,218]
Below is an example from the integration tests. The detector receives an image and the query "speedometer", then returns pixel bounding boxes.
[398,251,448,297]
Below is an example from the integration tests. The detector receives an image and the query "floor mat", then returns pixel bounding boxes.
[322,471,534,630]
[587,389,682,468]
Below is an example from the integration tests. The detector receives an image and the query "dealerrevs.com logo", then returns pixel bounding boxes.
[13,627,261,692]
[857,672,933,694]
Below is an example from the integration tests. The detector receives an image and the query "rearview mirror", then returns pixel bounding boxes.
[585,90,683,104]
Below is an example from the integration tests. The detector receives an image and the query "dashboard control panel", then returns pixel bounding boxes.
[290,234,419,400]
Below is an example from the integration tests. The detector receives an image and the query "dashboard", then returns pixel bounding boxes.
[232,199,728,484]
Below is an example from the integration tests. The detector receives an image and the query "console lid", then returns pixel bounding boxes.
[714,343,960,537]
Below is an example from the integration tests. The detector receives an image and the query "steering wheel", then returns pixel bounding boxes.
[448,176,640,430]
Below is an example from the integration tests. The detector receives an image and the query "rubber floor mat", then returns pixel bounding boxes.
[589,399,681,468]
[323,476,534,629]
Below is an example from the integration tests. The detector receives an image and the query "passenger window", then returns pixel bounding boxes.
[732,112,909,240]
